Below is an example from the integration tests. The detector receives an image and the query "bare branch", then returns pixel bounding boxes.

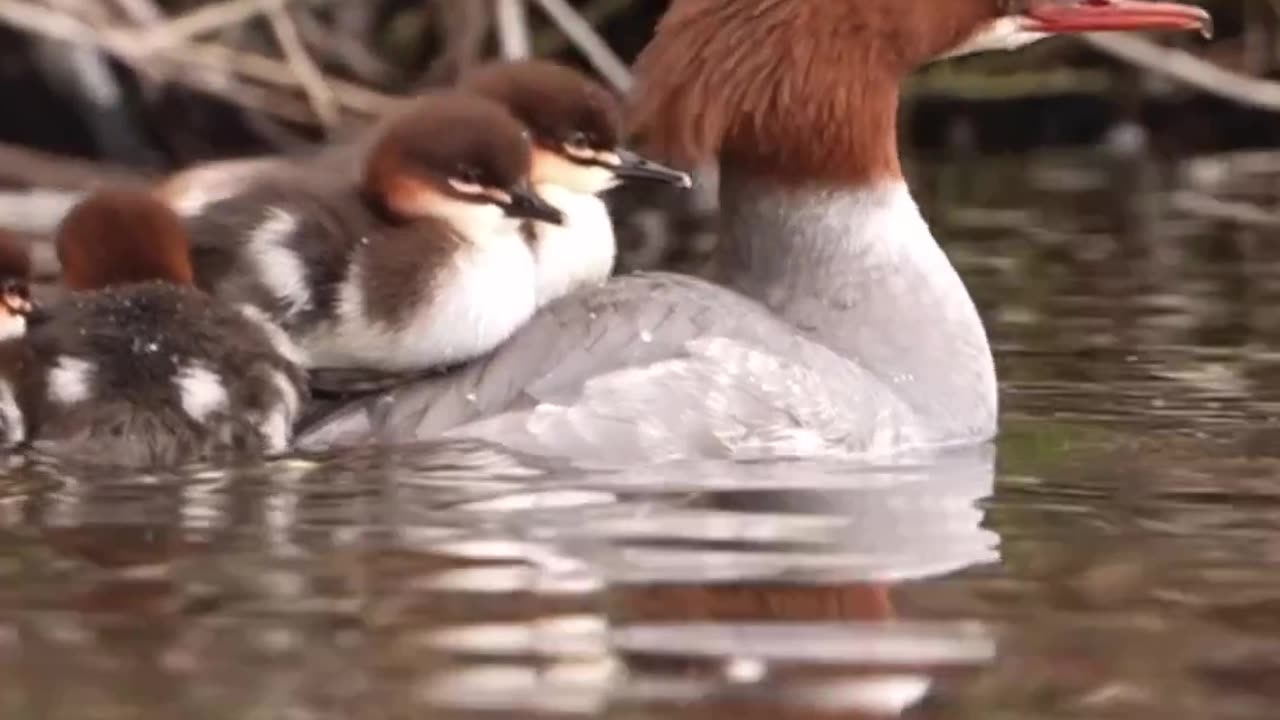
[0,142,153,191]
[1085,33,1280,113]
[0,1,395,125]
[263,0,339,128]
[178,41,394,116]
[132,0,282,52]
[1171,190,1280,227]
[292,8,393,85]
[0,189,84,238]
[422,0,490,84]
[108,0,164,25]
[495,0,533,61]
[529,0,632,92]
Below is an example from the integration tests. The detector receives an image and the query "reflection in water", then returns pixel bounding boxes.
[6,152,1280,717]
[0,440,999,719]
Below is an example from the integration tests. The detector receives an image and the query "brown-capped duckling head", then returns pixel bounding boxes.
[461,59,691,195]
[363,91,565,232]
[56,189,195,292]
[0,230,32,340]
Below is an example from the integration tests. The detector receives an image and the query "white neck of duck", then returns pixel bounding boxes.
[0,313,25,342]
[716,173,997,443]
[529,183,617,306]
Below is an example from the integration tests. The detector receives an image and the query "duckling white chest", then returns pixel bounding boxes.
[308,231,538,372]
[530,185,616,306]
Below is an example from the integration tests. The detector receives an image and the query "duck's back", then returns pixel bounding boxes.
[24,282,306,467]
[297,272,927,464]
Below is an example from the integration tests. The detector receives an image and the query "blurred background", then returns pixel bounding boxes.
[6,6,1280,719]
[0,6,1263,179]
[0,0,1274,272]
[0,0,1270,166]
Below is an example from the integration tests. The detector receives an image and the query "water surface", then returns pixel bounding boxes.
[2,150,1279,719]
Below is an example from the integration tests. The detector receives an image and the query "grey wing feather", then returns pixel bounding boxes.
[297,273,925,461]
[444,336,920,464]
[297,273,737,448]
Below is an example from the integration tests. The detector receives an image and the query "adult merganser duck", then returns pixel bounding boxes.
[298,0,1210,462]
[179,93,564,375]
[458,60,692,304]
[0,190,307,467]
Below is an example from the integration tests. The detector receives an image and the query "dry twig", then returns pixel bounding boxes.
[263,0,339,128]
[1170,190,1280,227]
[0,0,395,126]
[529,0,632,92]
[1086,33,1280,113]
[132,0,286,52]
[0,142,152,190]
[292,9,393,85]
[496,0,533,60]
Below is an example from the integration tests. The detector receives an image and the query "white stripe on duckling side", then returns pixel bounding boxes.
[47,356,94,405]
[176,363,229,422]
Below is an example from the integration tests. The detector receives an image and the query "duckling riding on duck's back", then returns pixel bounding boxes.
[459,60,691,305]
[182,93,564,378]
[1,190,308,468]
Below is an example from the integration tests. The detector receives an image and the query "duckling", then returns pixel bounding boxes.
[158,60,690,308]
[179,92,564,376]
[0,231,32,341]
[0,231,33,447]
[0,191,307,467]
[459,59,691,305]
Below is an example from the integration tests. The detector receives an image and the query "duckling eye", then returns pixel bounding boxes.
[564,132,597,161]
[447,167,488,197]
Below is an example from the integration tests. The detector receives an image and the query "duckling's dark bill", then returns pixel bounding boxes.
[1023,0,1213,37]
[503,188,566,225]
[610,149,693,187]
